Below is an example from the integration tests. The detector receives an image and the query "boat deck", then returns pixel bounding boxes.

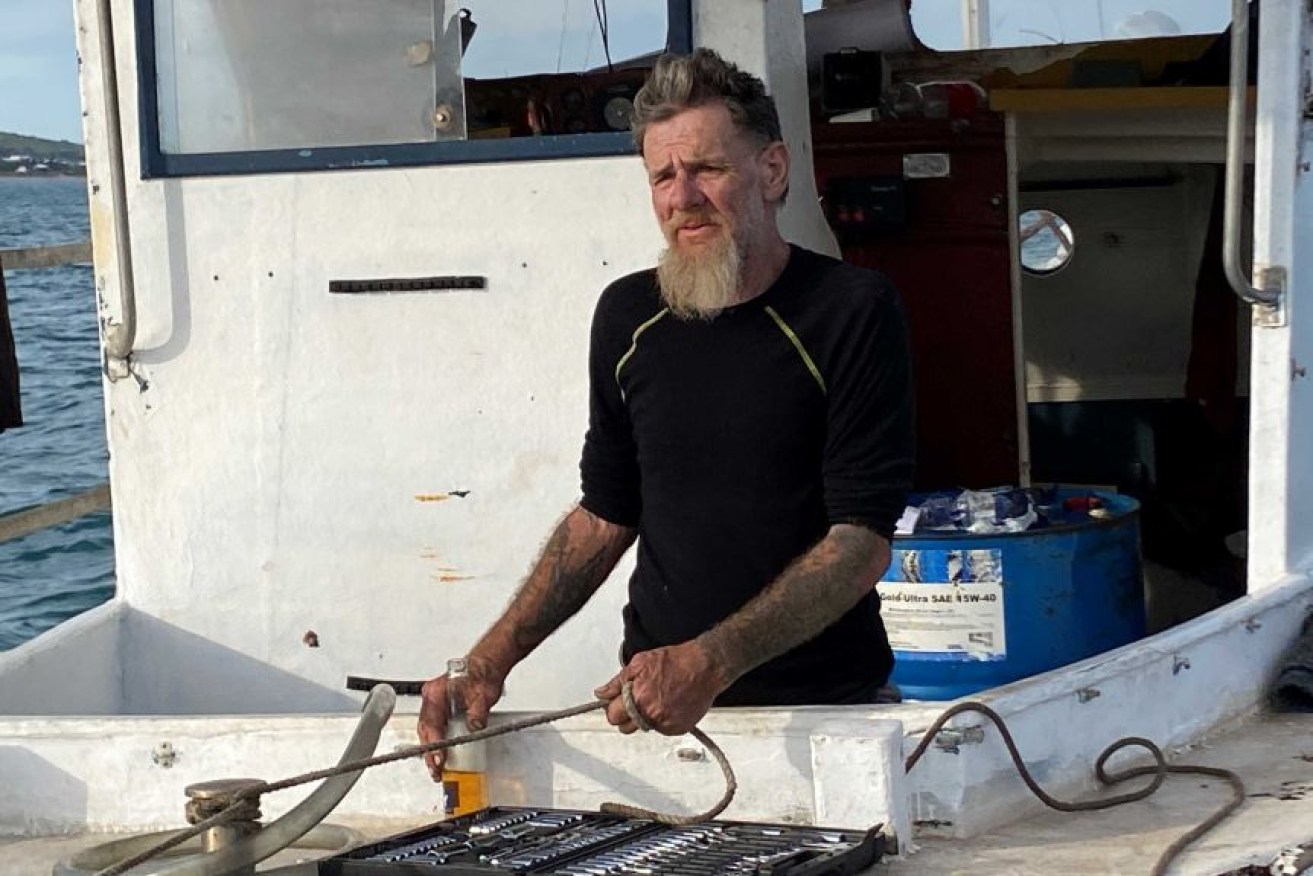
[885,710,1313,875]
[8,711,1313,876]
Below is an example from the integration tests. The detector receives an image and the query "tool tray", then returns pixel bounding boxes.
[319,806,883,875]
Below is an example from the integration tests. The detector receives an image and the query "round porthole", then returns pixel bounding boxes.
[1019,209,1075,275]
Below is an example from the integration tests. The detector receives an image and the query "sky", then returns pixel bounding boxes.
[0,1,1231,146]
[0,0,80,142]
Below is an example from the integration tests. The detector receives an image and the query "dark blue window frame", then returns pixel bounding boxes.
[134,0,693,179]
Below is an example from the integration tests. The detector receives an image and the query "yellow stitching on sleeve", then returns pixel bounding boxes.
[764,305,826,395]
[614,308,671,390]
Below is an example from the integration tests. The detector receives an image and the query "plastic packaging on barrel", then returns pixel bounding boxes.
[879,486,1145,701]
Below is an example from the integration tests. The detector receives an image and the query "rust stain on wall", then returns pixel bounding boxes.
[415,490,471,503]
[420,547,473,582]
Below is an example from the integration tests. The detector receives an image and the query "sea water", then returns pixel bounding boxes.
[0,177,113,651]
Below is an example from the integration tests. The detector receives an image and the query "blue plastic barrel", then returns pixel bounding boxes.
[878,489,1144,700]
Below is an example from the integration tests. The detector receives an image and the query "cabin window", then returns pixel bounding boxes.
[888,1,1231,51]
[1018,209,1075,275]
[136,0,691,177]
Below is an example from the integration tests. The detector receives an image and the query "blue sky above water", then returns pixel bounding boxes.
[0,0,80,142]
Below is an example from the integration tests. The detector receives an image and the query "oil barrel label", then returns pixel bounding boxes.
[876,548,1006,661]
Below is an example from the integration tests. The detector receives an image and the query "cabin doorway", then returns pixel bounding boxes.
[813,119,1249,635]
[1018,162,1249,630]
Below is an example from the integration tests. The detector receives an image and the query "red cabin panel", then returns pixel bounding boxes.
[813,114,1018,490]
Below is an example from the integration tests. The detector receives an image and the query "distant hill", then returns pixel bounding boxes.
[0,132,84,163]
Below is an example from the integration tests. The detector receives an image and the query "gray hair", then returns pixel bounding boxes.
[631,48,783,152]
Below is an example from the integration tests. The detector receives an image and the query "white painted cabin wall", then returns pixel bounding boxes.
[694,1,840,260]
[103,163,656,713]
[1015,107,1233,167]
[1248,0,1313,587]
[1020,170,1214,403]
[59,0,840,716]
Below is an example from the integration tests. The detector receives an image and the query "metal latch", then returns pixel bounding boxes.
[934,724,986,754]
[1252,265,1288,328]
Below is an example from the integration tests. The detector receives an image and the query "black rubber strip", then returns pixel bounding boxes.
[346,675,425,696]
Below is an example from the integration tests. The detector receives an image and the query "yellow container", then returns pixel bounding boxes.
[442,715,488,817]
[444,658,489,818]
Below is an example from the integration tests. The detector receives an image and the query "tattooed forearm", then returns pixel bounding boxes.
[514,512,624,647]
[697,524,889,689]
[472,505,636,675]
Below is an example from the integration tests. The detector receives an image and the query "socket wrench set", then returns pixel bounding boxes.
[319,806,884,875]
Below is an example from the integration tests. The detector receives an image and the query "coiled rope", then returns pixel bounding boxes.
[99,693,1244,876]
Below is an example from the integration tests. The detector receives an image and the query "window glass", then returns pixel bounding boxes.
[1019,209,1075,275]
[461,1,668,79]
[903,0,1229,51]
[458,0,668,140]
[154,0,466,153]
[801,1,1230,51]
[149,0,672,158]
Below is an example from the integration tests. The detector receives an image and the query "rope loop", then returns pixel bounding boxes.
[620,680,653,732]
[1094,736,1167,793]
[600,725,738,825]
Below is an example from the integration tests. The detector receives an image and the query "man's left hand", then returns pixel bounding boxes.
[594,640,726,735]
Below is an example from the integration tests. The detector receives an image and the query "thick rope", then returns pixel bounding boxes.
[906,702,1247,876]
[599,726,738,824]
[96,804,258,876]
[97,685,734,875]
[596,683,736,824]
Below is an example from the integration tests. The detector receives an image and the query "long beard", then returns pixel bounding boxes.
[656,233,743,321]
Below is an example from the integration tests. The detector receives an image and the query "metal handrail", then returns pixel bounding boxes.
[93,0,138,372]
[0,242,93,271]
[1222,0,1283,313]
[2,249,109,544]
[0,483,112,546]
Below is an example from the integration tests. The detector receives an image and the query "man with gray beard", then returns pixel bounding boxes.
[419,48,913,771]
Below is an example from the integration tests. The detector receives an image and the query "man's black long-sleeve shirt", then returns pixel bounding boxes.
[580,245,914,705]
